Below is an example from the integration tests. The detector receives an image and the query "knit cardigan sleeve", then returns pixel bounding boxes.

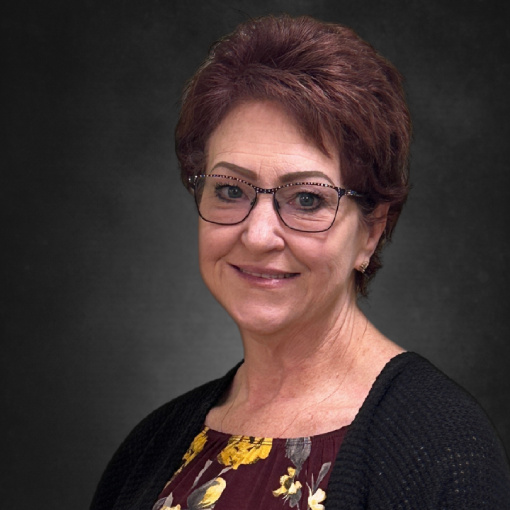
[89,365,238,510]
[328,353,510,509]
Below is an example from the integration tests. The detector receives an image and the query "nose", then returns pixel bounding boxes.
[240,193,285,252]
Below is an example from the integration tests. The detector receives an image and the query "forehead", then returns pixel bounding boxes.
[205,101,341,184]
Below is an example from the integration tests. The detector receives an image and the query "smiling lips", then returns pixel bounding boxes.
[234,265,299,280]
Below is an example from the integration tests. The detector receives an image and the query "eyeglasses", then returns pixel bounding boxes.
[189,174,364,233]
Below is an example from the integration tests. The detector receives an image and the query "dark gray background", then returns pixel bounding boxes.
[3,0,509,508]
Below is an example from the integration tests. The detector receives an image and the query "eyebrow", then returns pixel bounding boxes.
[210,162,257,180]
[210,162,336,186]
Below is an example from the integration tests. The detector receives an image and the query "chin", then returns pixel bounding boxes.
[226,303,297,337]
[220,301,280,334]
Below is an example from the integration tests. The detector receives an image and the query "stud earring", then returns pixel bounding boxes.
[359,261,369,274]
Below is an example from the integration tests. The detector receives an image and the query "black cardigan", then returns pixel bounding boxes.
[90,352,510,509]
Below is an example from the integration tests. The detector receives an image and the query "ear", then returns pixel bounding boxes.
[357,203,389,264]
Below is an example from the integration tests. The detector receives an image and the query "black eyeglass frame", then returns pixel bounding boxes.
[189,174,365,233]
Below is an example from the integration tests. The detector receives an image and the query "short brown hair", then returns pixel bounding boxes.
[176,15,411,296]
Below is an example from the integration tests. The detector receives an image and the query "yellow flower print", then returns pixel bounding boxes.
[273,467,303,502]
[187,477,226,509]
[166,428,209,487]
[182,427,209,468]
[308,488,326,510]
[197,477,226,508]
[217,435,272,469]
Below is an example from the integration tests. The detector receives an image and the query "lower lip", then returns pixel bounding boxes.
[231,265,299,287]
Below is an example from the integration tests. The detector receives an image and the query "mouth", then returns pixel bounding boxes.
[233,265,299,280]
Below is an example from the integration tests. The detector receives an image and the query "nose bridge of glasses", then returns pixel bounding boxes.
[250,186,280,214]
[252,184,278,195]
[237,186,281,230]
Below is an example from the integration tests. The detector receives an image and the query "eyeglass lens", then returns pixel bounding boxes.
[194,175,340,232]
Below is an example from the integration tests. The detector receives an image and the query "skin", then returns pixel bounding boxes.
[200,101,403,438]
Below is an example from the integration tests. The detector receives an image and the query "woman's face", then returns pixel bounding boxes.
[198,101,381,337]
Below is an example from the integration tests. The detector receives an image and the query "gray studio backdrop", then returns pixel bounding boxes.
[3,1,509,508]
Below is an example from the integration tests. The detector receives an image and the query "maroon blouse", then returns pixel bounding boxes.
[153,425,347,510]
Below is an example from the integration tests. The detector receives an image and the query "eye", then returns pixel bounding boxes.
[227,186,243,199]
[276,184,336,214]
[296,192,320,208]
[287,190,324,212]
[214,183,245,201]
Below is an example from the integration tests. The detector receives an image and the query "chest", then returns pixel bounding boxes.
[153,426,347,510]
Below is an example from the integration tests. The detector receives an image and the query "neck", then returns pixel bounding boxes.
[207,301,404,437]
[235,303,368,406]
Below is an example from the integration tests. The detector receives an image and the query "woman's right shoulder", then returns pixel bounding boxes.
[90,364,241,510]
[123,363,241,448]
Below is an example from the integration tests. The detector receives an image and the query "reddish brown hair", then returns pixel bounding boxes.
[176,15,411,296]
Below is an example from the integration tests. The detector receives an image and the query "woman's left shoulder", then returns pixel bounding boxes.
[371,352,500,437]
[347,352,510,508]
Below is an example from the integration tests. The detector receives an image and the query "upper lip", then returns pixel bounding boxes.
[232,264,299,279]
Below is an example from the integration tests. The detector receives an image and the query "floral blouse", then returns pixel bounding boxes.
[153,425,347,510]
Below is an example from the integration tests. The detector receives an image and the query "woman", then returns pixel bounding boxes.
[91,15,510,509]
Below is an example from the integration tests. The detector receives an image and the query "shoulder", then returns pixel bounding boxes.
[368,352,500,442]
[113,363,239,450]
[90,363,240,510]
[137,364,239,432]
[342,352,510,508]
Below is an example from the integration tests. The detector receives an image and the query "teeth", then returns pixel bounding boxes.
[240,268,294,279]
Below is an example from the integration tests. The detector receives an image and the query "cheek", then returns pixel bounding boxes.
[198,223,235,275]
[316,248,349,280]
[293,226,360,284]
[198,223,216,272]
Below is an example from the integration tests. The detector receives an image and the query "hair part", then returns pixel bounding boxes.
[176,14,411,296]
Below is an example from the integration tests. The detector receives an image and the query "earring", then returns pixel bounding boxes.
[359,261,369,274]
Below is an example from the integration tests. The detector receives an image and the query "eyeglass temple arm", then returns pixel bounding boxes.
[344,189,364,198]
